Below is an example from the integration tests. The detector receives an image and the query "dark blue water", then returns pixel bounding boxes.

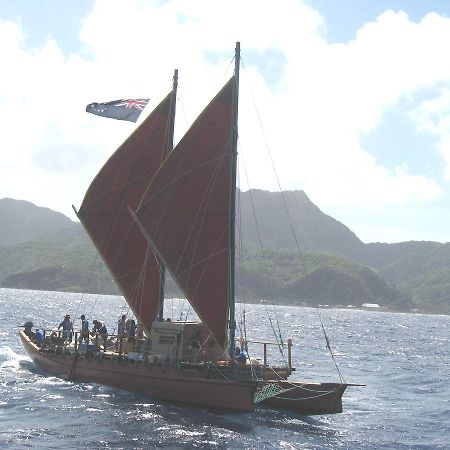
[0,288,448,449]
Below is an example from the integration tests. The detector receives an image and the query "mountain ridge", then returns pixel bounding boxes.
[1,195,448,313]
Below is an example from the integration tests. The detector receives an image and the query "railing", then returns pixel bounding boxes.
[38,329,151,358]
[34,329,293,371]
[236,338,293,370]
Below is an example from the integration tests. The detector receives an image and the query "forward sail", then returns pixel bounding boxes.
[78,92,175,332]
[136,77,235,349]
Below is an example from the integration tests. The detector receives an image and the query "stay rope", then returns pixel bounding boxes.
[238,59,344,380]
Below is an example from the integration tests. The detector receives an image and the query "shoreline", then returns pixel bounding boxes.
[2,286,448,316]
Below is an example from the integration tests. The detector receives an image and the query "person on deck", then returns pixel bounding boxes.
[58,314,73,343]
[188,330,203,362]
[92,320,108,350]
[127,319,137,343]
[188,330,202,350]
[116,314,127,351]
[79,315,90,343]
[23,321,35,340]
[136,323,144,339]
[34,329,44,346]
[117,315,127,337]
[235,347,247,364]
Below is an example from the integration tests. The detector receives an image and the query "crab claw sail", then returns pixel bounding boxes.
[78,92,175,332]
[136,77,235,349]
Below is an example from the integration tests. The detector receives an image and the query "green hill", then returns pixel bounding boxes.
[0,227,117,294]
[238,190,366,259]
[0,196,449,314]
[0,198,75,246]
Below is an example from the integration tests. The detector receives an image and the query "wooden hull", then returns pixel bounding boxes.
[261,380,348,415]
[20,332,350,415]
[20,332,255,412]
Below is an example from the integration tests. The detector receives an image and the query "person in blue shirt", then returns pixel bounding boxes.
[34,329,44,346]
[58,314,73,343]
[235,347,247,364]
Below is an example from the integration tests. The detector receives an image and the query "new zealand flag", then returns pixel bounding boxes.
[86,98,150,122]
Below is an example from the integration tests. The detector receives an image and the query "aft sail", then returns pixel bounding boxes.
[77,92,175,332]
[136,77,235,349]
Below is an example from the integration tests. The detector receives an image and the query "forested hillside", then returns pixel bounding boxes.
[0,198,75,246]
[1,196,449,313]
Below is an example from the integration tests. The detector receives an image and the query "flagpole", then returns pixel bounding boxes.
[157,69,178,321]
[228,43,240,359]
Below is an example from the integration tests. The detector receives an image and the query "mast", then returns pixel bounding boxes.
[228,42,240,358]
[157,69,178,321]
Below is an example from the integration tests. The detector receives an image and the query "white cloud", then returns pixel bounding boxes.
[409,88,450,180]
[1,2,450,242]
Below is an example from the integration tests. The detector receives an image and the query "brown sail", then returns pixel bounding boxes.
[77,92,174,332]
[136,77,234,349]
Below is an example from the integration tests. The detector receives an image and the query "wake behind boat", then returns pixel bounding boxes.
[20,43,359,414]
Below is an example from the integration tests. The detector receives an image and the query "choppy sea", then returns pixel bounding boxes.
[0,288,448,449]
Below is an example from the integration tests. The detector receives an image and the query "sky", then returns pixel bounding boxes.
[1,0,450,244]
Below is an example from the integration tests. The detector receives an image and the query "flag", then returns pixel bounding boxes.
[86,98,150,123]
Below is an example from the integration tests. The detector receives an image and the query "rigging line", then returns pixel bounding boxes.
[242,308,249,353]
[88,259,103,317]
[238,140,286,361]
[173,247,228,278]
[177,284,191,323]
[67,352,79,381]
[268,316,287,364]
[132,254,148,321]
[181,300,193,323]
[241,60,310,277]
[236,130,283,327]
[241,61,344,378]
[235,163,250,332]
[115,267,149,330]
[174,58,234,141]
[72,251,100,321]
[137,243,162,321]
[117,247,147,322]
[316,307,345,383]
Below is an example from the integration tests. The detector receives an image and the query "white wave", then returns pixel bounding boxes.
[140,412,161,420]
[0,346,31,372]
[34,376,69,386]
[42,394,64,400]
[173,429,205,437]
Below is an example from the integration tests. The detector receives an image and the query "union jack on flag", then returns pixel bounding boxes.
[115,99,149,110]
[86,98,150,122]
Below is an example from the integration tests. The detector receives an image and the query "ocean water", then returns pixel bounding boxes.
[0,288,448,449]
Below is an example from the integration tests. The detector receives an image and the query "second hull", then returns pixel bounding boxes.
[261,380,348,414]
